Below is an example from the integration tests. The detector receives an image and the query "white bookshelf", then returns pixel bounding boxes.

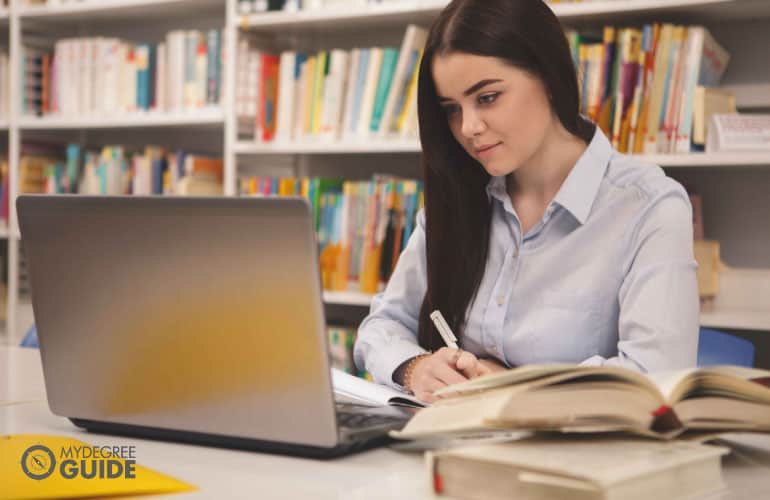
[17,0,222,21]
[323,291,376,307]
[701,309,770,332]
[235,139,421,155]
[1,0,228,345]
[2,0,770,345]
[236,140,770,168]
[18,110,225,130]
[325,291,770,332]
[232,0,770,344]
[240,0,770,32]
[636,152,770,168]
[701,268,770,331]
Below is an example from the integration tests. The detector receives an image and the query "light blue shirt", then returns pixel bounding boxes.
[354,128,699,389]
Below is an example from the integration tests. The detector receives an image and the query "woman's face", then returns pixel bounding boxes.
[431,52,555,177]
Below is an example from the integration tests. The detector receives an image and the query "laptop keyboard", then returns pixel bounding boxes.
[337,411,405,429]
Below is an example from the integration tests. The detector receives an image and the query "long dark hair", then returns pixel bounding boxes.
[416,0,595,351]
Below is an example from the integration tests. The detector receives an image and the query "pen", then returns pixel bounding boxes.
[429,310,459,350]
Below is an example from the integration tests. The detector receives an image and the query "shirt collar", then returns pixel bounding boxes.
[485,126,612,226]
[552,126,612,225]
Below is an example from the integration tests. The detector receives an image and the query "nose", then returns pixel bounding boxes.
[460,107,486,138]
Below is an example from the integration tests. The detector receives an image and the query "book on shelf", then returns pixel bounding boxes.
[694,239,721,299]
[21,29,224,118]
[240,174,423,295]
[391,364,770,440]
[693,86,736,150]
[18,143,223,196]
[237,24,427,143]
[427,434,728,500]
[706,113,770,153]
[568,23,730,155]
[328,326,360,376]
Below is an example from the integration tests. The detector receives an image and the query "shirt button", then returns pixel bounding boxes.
[496,296,505,306]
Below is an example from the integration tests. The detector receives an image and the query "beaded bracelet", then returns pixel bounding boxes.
[403,353,431,394]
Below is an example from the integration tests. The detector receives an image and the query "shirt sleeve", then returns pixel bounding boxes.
[580,186,700,372]
[354,209,429,389]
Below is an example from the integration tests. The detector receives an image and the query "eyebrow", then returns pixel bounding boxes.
[437,79,503,102]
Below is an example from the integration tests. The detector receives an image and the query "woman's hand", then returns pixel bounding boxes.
[477,357,508,374]
[408,348,490,403]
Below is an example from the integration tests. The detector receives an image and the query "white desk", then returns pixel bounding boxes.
[2,346,770,500]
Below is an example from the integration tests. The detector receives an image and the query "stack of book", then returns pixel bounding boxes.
[22,29,223,117]
[384,363,770,499]
[568,24,730,154]
[236,24,426,142]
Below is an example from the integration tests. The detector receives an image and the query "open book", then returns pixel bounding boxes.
[331,368,425,408]
[392,364,770,440]
[428,435,728,500]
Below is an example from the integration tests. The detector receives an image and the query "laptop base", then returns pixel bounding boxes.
[70,418,396,459]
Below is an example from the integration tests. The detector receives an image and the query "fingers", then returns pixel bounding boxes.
[477,361,492,376]
[434,347,461,364]
[408,349,498,402]
[455,351,480,378]
[433,362,468,386]
[415,390,438,404]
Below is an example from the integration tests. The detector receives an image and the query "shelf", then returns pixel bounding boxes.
[0,223,8,239]
[236,141,770,167]
[700,309,770,331]
[321,292,770,331]
[725,83,770,110]
[235,139,420,155]
[18,110,225,130]
[240,0,447,32]
[240,0,770,32]
[17,0,223,23]
[323,291,375,307]
[637,152,770,168]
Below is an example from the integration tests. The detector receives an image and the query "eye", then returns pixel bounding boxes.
[478,92,500,105]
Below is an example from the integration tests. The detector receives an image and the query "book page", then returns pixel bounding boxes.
[649,366,770,404]
[331,368,425,408]
[433,364,582,396]
[435,364,659,399]
[646,368,700,402]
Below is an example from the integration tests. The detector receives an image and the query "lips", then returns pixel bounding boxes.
[474,142,501,156]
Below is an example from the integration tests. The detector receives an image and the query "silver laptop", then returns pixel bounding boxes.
[18,195,410,458]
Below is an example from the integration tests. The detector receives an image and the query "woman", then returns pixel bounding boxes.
[354,0,699,403]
